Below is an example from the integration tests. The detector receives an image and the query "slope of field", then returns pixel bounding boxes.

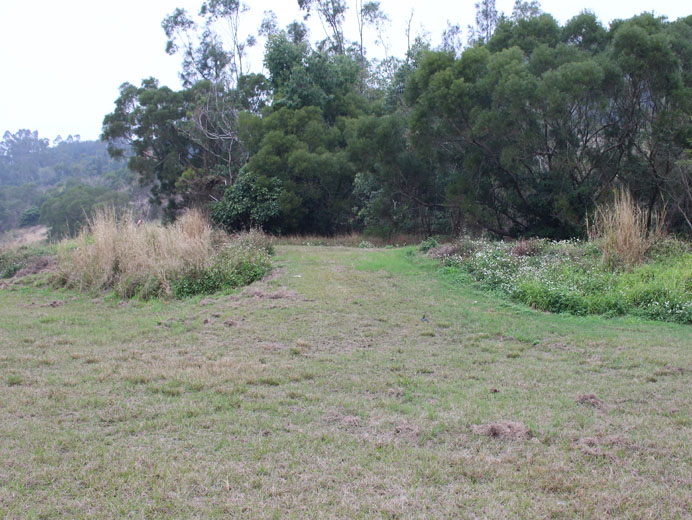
[1,246,691,518]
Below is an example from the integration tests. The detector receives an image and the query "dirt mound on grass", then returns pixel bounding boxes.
[577,434,631,459]
[576,393,605,408]
[14,255,57,277]
[472,421,530,440]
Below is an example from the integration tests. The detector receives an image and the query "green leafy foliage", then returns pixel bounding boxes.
[18,206,40,227]
[406,13,692,237]
[418,237,439,252]
[210,168,282,232]
[238,106,357,234]
[96,3,692,239]
[173,242,271,298]
[39,182,129,239]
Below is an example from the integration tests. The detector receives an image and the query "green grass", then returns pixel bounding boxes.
[1,246,691,518]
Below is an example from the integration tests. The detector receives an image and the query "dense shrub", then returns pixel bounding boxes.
[18,206,40,227]
[210,169,283,232]
[418,237,439,253]
[57,208,271,299]
[40,182,129,239]
[0,249,23,278]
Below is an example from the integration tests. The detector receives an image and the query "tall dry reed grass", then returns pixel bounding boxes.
[587,188,666,269]
[57,207,271,298]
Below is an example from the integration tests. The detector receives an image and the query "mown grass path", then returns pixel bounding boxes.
[1,246,691,518]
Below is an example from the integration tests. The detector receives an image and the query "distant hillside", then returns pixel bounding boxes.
[0,129,143,234]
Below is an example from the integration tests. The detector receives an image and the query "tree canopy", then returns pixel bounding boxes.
[98,2,692,238]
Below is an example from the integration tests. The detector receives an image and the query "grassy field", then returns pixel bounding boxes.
[1,246,691,518]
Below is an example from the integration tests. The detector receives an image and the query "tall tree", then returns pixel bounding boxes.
[468,0,499,45]
[0,130,49,185]
[297,0,348,54]
[162,0,256,87]
[355,1,388,64]
[511,0,542,21]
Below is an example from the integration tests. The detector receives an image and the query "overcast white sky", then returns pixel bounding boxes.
[1,0,689,142]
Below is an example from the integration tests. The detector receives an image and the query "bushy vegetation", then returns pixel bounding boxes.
[418,237,439,253]
[0,248,28,279]
[56,208,272,299]
[210,168,283,232]
[40,181,130,239]
[435,236,692,324]
[18,206,40,227]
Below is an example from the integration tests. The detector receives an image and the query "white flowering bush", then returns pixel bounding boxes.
[439,237,692,324]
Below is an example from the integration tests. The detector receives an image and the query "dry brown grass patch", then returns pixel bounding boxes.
[58,207,218,297]
[587,188,666,268]
[577,434,631,459]
[13,255,56,277]
[55,208,272,299]
[510,238,542,257]
[0,225,48,249]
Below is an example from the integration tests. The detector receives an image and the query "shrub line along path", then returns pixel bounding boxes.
[1,246,691,518]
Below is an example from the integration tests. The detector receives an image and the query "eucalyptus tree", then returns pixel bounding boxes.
[102,79,200,219]
[468,0,499,45]
[297,0,348,54]
[162,0,257,86]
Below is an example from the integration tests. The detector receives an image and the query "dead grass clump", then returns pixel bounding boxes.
[587,188,666,269]
[510,239,543,257]
[427,244,463,259]
[58,207,214,297]
[472,421,530,440]
[653,366,687,377]
[57,207,271,299]
[13,255,57,278]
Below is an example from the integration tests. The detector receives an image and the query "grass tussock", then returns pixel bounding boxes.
[587,188,666,269]
[57,207,272,299]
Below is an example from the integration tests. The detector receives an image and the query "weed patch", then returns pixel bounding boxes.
[436,237,692,324]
